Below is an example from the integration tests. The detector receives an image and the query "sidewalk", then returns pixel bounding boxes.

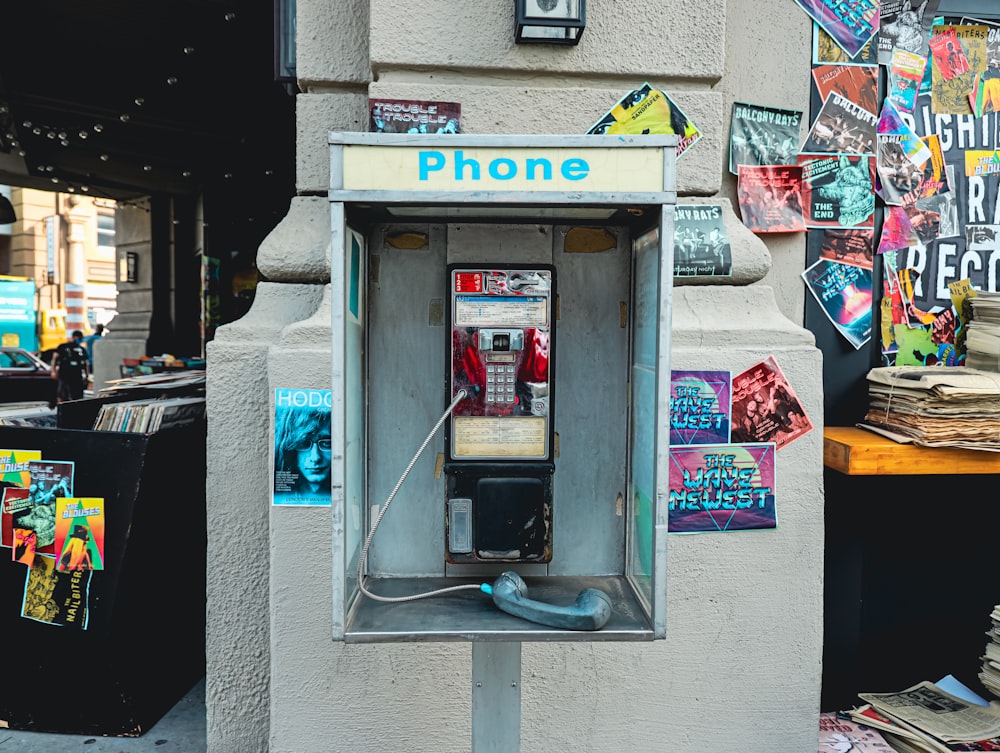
[0,677,205,753]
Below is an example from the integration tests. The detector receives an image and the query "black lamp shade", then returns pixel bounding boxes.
[515,0,585,45]
[0,194,15,225]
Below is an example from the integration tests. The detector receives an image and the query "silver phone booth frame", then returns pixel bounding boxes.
[328,132,676,752]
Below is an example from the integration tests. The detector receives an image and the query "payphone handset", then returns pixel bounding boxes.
[447,266,555,462]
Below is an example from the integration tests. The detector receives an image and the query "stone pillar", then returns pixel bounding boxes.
[92,200,153,391]
[205,196,329,753]
[662,202,825,753]
[65,196,88,286]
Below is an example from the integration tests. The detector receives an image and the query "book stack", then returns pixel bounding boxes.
[966,292,1000,372]
[980,605,1000,700]
[841,680,1000,753]
[861,366,1000,450]
[92,396,205,433]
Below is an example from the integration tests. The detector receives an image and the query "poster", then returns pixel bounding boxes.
[2,487,30,550]
[673,204,733,277]
[798,153,876,228]
[891,94,1000,311]
[818,228,875,269]
[54,497,105,572]
[792,0,878,59]
[20,554,91,629]
[730,356,815,450]
[929,25,986,116]
[965,150,1000,178]
[273,388,333,506]
[369,98,461,134]
[729,102,803,175]
[13,527,36,567]
[801,92,877,155]
[877,137,930,205]
[21,460,75,556]
[887,49,928,113]
[737,165,807,233]
[879,0,939,64]
[668,443,777,534]
[586,82,702,158]
[814,22,877,66]
[0,448,41,490]
[669,370,732,447]
[802,258,873,349]
[812,64,879,116]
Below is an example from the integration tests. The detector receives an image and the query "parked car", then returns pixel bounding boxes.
[0,346,57,406]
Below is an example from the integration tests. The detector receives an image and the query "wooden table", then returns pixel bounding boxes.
[821,424,1000,711]
[823,425,1000,475]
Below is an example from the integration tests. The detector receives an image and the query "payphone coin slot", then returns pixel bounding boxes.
[448,498,473,554]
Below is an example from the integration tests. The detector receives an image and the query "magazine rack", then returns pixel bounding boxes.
[0,422,206,735]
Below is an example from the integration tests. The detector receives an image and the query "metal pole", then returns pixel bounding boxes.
[471,642,521,753]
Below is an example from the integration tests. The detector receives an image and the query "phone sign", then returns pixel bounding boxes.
[454,272,482,293]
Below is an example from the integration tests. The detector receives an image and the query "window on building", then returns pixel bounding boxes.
[97,212,115,252]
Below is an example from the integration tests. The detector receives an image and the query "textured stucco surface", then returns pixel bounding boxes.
[296,91,370,194]
[369,0,725,79]
[206,282,325,753]
[717,1,813,325]
[205,0,826,751]
[295,0,370,89]
[257,196,331,282]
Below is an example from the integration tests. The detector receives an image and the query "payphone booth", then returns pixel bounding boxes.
[328,133,675,750]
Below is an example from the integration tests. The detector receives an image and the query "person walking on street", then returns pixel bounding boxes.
[82,323,104,369]
[51,330,89,403]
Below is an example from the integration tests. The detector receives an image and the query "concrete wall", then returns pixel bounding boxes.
[206,2,825,752]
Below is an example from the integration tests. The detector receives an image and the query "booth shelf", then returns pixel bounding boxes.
[346,575,653,643]
[823,425,1000,475]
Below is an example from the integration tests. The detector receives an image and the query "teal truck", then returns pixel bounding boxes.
[0,277,38,352]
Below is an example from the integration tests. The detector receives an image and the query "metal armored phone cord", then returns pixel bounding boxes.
[356,388,490,603]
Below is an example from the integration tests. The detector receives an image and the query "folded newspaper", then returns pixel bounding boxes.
[858,681,1000,751]
[861,366,1000,451]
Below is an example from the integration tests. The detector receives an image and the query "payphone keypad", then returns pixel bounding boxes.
[485,364,517,403]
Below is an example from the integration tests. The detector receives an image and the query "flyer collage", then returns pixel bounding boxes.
[668,358,814,535]
[735,2,1000,365]
[1,449,105,631]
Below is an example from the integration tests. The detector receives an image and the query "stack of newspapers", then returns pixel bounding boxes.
[861,366,1000,451]
[966,291,1000,372]
[980,605,1000,700]
[844,680,1000,753]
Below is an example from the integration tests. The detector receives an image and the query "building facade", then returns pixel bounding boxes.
[205,2,825,753]
[0,186,117,341]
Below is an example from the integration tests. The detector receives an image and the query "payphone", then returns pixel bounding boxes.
[328,131,676,644]
[445,265,555,565]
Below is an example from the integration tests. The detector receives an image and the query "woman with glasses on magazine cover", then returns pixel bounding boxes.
[273,400,333,505]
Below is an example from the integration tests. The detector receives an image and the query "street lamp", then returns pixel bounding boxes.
[515,0,585,45]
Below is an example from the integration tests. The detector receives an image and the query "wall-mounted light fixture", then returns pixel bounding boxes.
[515,0,585,45]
